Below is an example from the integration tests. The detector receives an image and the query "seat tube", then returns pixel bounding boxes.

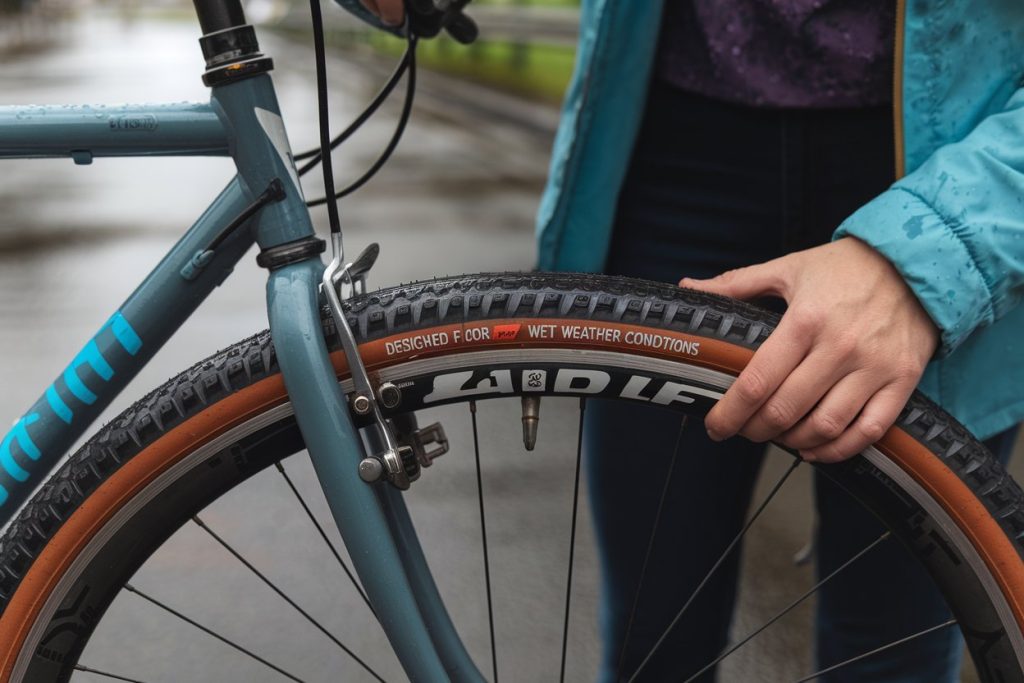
[192,0,247,34]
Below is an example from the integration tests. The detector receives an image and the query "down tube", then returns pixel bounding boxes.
[0,177,256,520]
[267,260,453,682]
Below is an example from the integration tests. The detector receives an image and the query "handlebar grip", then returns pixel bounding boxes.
[446,13,478,44]
[405,0,477,44]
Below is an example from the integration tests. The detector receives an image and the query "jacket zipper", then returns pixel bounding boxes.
[893,0,907,178]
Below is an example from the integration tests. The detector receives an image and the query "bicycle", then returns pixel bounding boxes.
[0,1,1023,681]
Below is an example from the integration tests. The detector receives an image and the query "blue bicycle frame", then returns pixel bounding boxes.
[0,3,482,680]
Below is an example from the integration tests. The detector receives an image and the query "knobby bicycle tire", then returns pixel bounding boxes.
[0,272,1022,682]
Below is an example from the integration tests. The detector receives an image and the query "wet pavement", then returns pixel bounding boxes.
[0,9,1013,683]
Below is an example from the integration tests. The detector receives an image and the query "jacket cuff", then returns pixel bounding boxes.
[834,187,995,356]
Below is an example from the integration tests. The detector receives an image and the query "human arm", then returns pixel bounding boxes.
[333,0,405,29]
[356,0,405,25]
[681,237,939,462]
[683,87,1024,461]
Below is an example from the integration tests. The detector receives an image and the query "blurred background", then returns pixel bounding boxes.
[0,1,1016,681]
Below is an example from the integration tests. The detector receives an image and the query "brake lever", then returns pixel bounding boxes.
[405,0,478,44]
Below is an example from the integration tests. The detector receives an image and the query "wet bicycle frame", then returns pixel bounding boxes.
[0,1,477,679]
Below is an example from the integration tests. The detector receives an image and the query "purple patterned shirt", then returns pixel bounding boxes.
[658,1,895,108]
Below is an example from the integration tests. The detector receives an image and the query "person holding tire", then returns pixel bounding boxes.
[346,1,1024,680]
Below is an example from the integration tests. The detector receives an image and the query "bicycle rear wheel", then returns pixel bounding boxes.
[1,273,1022,682]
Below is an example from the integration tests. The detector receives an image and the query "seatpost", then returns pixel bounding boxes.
[193,0,247,33]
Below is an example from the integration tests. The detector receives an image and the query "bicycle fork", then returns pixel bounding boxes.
[193,0,485,673]
[267,260,486,683]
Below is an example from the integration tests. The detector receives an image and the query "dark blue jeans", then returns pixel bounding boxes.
[589,82,1018,682]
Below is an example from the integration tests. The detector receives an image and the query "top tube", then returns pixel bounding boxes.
[0,103,229,161]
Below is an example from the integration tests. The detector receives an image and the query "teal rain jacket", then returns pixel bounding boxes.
[334,0,1024,439]
[536,0,1024,440]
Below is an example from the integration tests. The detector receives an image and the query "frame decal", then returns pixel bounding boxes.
[0,313,141,506]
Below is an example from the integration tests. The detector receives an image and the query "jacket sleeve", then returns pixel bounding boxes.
[834,87,1024,356]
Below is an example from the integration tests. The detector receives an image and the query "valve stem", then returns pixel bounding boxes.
[521,396,541,451]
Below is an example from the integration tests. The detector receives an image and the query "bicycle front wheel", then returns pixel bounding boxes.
[1,273,1022,682]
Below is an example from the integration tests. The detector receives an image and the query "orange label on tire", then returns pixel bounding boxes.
[493,324,521,341]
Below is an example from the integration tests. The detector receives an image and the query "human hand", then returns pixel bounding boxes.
[359,0,405,26]
[679,237,940,463]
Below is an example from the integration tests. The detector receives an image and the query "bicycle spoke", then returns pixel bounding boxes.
[794,618,958,682]
[682,531,893,683]
[615,415,689,679]
[627,457,802,682]
[469,401,499,683]
[274,461,377,618]
[191,515,385,682]
[74,664,147,682]
[123,584,305,683]
[559,398,587,683]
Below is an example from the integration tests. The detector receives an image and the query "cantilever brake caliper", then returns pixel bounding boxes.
[322,234,415,490]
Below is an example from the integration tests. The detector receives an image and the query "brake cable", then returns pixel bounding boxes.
[307,0,475,489]
[293,42,413,176]
[304,32,418,207]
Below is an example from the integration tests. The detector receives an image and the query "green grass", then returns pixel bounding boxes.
[369,33,575,102]
[270,0,580,102]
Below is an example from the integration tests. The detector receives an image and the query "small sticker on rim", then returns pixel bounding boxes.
[522,369,546,391]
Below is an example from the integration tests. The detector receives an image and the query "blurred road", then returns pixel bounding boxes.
[0,11,596,682]
[0,9,1011,683]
